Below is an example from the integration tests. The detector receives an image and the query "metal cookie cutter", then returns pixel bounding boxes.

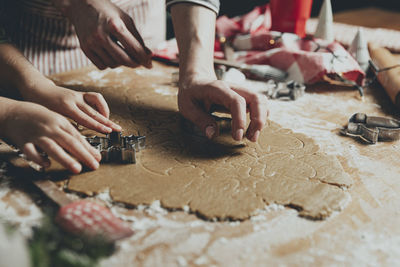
[341,113,400,144]
[86,132,146,164]
[182,115,232,138]
[264,80,306,101]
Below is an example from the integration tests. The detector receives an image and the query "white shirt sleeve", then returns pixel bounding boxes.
[166,0,220,14]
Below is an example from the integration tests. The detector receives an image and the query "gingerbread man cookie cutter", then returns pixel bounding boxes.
[341,113,400,144]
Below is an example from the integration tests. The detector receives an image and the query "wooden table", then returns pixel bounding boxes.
[333,7,400,31]
[1,7,399,267]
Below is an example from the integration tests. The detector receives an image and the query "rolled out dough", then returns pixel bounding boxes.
[51,65,352,220]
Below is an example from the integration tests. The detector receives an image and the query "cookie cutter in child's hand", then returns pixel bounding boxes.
[340,113,400,144]
[86,132,146,164]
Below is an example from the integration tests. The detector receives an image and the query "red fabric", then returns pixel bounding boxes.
[270,0,313,37]
[56,200,133,241]
[155,4,365,85]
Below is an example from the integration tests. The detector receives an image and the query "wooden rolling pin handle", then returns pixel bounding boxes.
[368,43,400,109]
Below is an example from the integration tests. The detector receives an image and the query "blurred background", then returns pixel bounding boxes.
[167,0,400,39]
[219,0,400,17]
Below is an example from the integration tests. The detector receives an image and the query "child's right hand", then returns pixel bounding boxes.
[3,100,101,174]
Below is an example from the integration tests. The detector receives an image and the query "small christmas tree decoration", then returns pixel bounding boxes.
[314,0,334,42]
[348,28,370,72]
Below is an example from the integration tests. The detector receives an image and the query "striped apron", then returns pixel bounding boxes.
[0,0,166,75]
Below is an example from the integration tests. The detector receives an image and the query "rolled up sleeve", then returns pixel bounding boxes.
[166,0,220,14]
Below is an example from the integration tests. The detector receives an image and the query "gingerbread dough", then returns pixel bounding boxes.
[50,64,352,220]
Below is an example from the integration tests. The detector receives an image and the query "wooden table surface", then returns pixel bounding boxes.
[333,7,400,31]
[1,7,400,267]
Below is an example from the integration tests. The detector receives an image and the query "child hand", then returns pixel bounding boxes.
[23,82,121,133]
[3,101,101,173]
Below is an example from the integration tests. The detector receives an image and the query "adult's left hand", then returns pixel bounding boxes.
[53,0,152,70]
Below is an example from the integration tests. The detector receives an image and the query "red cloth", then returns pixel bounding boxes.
[155,4,365,85]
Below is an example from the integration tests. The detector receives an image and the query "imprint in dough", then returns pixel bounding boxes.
[49,66,352,220]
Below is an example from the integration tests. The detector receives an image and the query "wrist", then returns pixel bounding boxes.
[178,69,217,90]
[17,76,55,102]
[0,98,21,138]
[50,0,81,17]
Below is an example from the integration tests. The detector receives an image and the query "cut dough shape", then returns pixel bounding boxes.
[49,66,352,220]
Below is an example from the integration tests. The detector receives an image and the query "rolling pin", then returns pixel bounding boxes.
[368,43,400,109]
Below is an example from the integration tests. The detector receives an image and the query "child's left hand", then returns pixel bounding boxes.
[22,82,121,133]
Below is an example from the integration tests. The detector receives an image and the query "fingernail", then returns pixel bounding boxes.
[235,129,244,141]
[103,126,112,133]
[93,149,101,159]
[72,163,82,173]
[114,124,122,131]
[205,125,216,139]
[145,60,153,69]
[252,130,260,142]
[92,160,99,169]
[42,161,50,168]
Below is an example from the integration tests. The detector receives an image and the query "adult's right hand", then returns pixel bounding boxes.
[3,101,101,174]
[178,78,269,142]
[56,0,152,70]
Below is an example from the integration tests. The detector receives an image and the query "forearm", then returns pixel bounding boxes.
[171,4,217,85]
[0,44,54,100]
[50,0,80,17]
[0,96,20,138]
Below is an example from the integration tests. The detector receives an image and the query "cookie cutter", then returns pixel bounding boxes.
[264,80,306,100]
[182,115,232,138]
[215,66,305,101]
[341,113,400,144]
[86,132,146,164]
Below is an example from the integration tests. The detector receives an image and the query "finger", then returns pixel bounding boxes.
[82,47,107,70]
[22,143,50,168]
[249,97,268,142]
[208,86,247,141]
[246,95,268,142]
[179,97,217,139]
[78,104,121,132]
[109,18,152,68]
[83,92,110,118]
[92,46,118,68]
[227,94,247,141]
[75,108,113,133]
[54,132,99,171]
[36,137,82,174]
[105,36,140,68]
[232,88,269,142]
[61,124,102,162]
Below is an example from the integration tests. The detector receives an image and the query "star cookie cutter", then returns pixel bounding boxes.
[86,132,146,164]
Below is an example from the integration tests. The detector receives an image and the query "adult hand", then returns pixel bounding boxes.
[58,0,152,70]
[3,101,101,173]
[22,82,121,134]
[178,78,269,142]
[170,4,268,142]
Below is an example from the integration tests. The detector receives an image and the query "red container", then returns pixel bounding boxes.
[270,0,313,37]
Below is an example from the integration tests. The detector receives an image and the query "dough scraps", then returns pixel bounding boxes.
[50,66,352,220]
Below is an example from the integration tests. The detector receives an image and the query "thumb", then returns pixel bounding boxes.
[182,103,218,139]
